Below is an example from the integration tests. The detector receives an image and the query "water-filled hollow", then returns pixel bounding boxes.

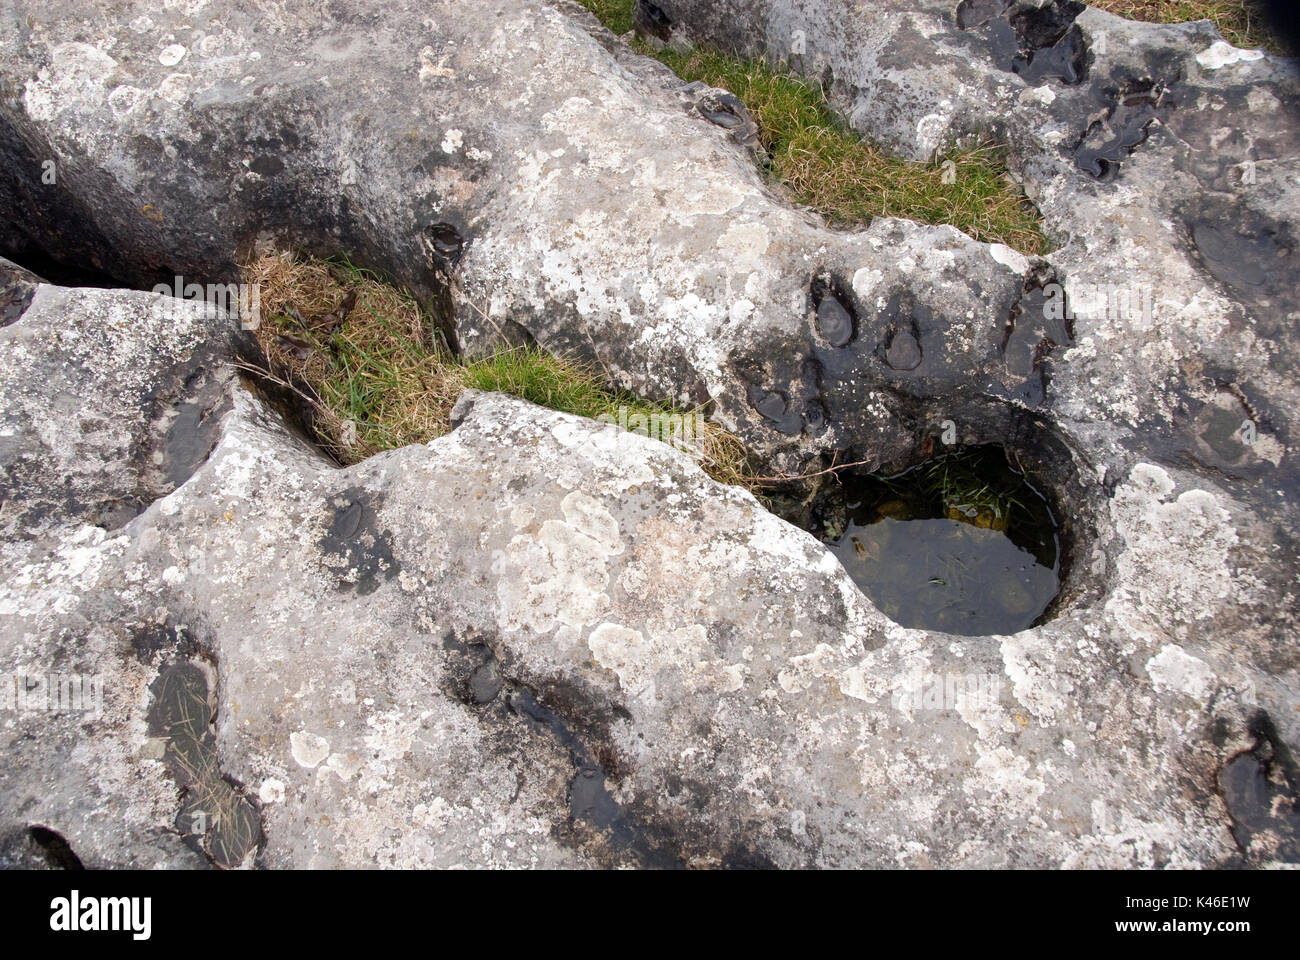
[816,444,1062,636]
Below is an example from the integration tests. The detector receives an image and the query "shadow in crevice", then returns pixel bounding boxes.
[27,826,85,870]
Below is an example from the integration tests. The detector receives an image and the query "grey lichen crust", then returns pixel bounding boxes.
[0,0,1297,867]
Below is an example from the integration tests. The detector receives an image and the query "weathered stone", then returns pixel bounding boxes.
[0,280,1293,867]
[0,0,1297,868]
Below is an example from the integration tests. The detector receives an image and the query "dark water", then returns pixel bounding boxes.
[147,662,262,868]
[820,446,1061,636]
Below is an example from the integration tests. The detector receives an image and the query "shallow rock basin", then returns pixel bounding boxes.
[821,446,1061,636]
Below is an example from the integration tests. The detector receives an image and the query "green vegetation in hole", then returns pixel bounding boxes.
[818,446,1063,636]
[846,446,1058,568]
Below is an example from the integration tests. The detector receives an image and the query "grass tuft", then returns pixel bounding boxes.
[577,2,1051,253]
[576,0,637,35]
[241,252,756,487]
[1088,0,1283,54]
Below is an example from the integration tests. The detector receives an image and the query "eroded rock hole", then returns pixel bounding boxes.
[423,222,465,271]
[812,277,856,349]
[147,661,262,869]
[815,445,1062,636]
[28,826,84,870]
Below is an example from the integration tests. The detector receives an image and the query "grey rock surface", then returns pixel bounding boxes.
[0,0,1296,867]
[0,280,1293,868]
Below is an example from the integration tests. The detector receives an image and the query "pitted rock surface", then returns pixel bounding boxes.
[0,282,1293,867]
[0,0,1297,867]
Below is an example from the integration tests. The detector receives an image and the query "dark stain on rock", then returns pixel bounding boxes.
[1003,280,1071,376]
[131,618,205,665]
[1001,277,1072,405]
[955,0,1010,30]
[1074,80,1170,179]
[746,380,827,437]
[249,155,285,177]
[1164,80,1299,192]
[319,488,400,595]
[747,385,799,435]
[147,661,262,869]
[720,845,777,869]
[1184,197,1298,321]
[507,685,680,869]
[442,630,505,705]
[0,259,40,326]
[93,495,148,532]
[0,285,34,325]
[161,374,231,491]
[499,317,540,350]
[1183,385,1272,475]
[1219,711,1299,862]
[737,345,831,439]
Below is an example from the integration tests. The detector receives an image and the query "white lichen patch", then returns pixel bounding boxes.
[290,731,331,768]
[1105,464,1241,634]
[259,778,286,803]
[158,44,187,67]
[1146,644,1218,702]
[1195,41,1264,70]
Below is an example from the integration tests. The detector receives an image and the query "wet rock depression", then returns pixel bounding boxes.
[816,445,1061,636]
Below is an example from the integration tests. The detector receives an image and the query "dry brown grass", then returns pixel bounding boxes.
[245,252,462,462]
[240,252,759,487]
